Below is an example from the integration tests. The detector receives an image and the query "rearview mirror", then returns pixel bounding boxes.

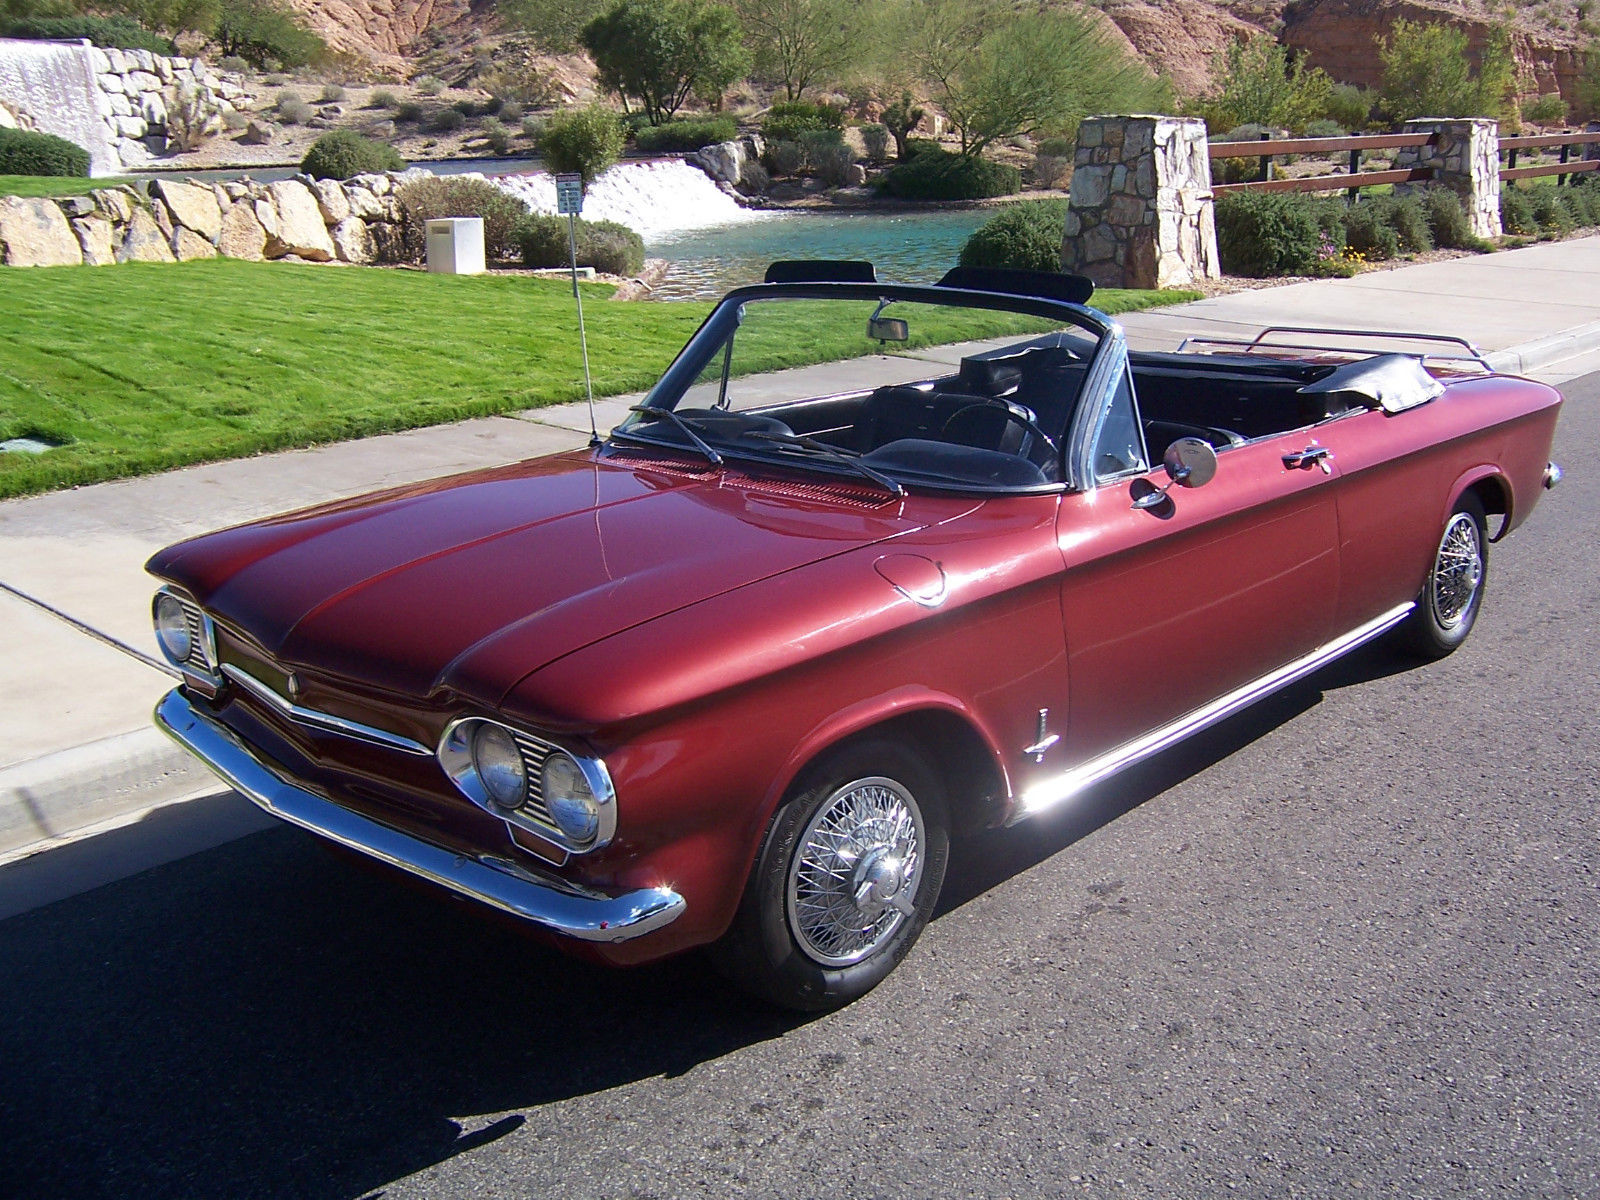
[867,317,909,343]
[1131,437,1218,511]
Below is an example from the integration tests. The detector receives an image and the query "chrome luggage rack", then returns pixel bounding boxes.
[1177,326,1493,373]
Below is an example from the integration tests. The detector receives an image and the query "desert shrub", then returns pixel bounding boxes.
[879,146,1020,200]
[218,55,251,73]
[1499,186,1539,235]
[1522,93,1568,124]
[476,63,555,108]
[431,107,466,132]
[1214,189,1320,276]
[1529,186,1575,235]
[763,138,804,177]
[0,128,89,177]
[415,74,445,95]
[320,84,347,103]
[633,116,737,152]
[540,104,625,187]
[498,101,524,123]
[213,0,327,69]
[370,90,399,109]
[860,124,890,165]
[1323,83,1375,131]
[480,117,513,155]
[0,15,173,53]
[399,176,533,261]
[1341,203,1402,259]
[1364,192,1432,253]
[222,109,249,131]
[809,141,857,187]
[301,130,406,179]
[521,116,544,140]
[1564,180,1600,226]
[762,100,843,144]
[276,94,312,124]
[395,101,424,123]
[959,199,1067,272]
[515,213,645,275]
[1303,118,1344,138]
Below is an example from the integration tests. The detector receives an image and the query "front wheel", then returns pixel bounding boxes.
[1398,493,1488,659]
[712,739,949,1012]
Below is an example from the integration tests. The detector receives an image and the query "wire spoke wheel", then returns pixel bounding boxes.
[786,776,926,968]
[1430,512,1484,630]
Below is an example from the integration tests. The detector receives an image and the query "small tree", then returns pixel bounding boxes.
[581,0,748,124]
[1379,19,1515,123]
[733,0,859,102]
[539,104,624,189]
[1203,33,1333,133]
[495,0,609,53]
[881,91,924,161]
[211,0,326,68]
[1575,40,1600,122]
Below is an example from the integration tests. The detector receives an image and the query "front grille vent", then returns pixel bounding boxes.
[509,730,557,827]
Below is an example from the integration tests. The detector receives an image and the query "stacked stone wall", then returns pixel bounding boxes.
[0,172,420,268]
[1393,119,1502,241]
[83,44,248,167]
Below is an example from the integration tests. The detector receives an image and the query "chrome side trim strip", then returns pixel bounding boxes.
[154,689,685,943]
[221,664,433,757]
[1010,602,1415,822]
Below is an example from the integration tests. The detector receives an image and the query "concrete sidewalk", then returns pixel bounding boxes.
[3,237,1599,859]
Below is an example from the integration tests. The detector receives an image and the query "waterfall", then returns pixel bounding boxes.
[490,159,770,242]
[0,39,119,176]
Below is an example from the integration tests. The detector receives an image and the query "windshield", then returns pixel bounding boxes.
[612,290,1104,494]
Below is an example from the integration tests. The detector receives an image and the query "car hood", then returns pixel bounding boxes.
[149,451,969,707]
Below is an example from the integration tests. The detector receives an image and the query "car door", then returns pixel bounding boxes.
[1052,353,1344,773]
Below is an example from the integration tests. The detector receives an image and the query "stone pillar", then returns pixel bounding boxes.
[1394,119,1501,240]
[1061,115,1219,291]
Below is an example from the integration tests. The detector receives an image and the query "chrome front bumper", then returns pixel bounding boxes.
[154,688,685,943]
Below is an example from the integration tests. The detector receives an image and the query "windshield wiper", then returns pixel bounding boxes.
[621,405,723,467]
[748,432,907,498]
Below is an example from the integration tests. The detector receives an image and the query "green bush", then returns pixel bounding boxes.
[515,213,645,275]
[809,141,857,187]
[1342,203,1402,259]
[1564,181,1600,227]
[481,117,513,156]
[0,16,173,54]
[1365,193,1432,253]
[415,74,445,95]
[763,138,804,177]
[213,0,327,69]
[301,130,407,179]
[370,90,399,109]
[1521,93,1567,124]
[1420,187,1483,250]
[959,199,1067,272]
[879,147,1020,200]
[1529,186,1575,235]
[1323,83,1375,131]
[398,176,533,261]
[1303,118,1345,138]
[540,105,625,188]
[0,128,89,178]
[1500,186,1538,236]
[276,94,312,124]
[320,84,346,103]
[761,100,842,144]
[860,124,890,165]
[395,101,424,123]
[633,116,737,152]
[1214,190,1320,276]
[431,108,466,132]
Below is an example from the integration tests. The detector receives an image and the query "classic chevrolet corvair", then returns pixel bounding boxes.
[150,263,1563,1010]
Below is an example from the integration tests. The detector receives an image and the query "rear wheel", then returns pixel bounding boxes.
[1399,493,1488,659]
[712,738,949,1012]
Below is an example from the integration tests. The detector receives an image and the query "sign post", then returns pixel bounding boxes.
[555,172,599,447]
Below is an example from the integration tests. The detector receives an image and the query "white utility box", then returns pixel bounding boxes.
[425,217,486,275]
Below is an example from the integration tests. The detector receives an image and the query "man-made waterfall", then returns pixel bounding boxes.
[491,159,770,241]
[0,38,120,176]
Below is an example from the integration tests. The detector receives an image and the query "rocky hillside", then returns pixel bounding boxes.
[278,0,1594,107]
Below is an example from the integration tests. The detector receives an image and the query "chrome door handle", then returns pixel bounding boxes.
[1283,445,1332,474]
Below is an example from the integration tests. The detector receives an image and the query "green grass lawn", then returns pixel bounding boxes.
[0,259,1198,498]
[0,175,138,198]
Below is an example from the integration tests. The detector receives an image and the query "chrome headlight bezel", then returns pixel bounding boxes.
[437,716,616,854]
[151,586,219,679]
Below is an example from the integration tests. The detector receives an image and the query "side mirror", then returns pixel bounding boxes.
[867,317,909,343]
[1131,437,1218,511]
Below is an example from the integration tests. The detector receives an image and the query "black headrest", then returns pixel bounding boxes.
[957,356,1024,395]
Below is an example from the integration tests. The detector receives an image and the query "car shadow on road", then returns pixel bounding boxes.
[0,823,804,1200]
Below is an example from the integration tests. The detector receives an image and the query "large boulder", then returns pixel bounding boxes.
[329,216,375,264]
[173,226,218,261]
[93,188,134,225]
[312,179,351,225]
[217,203,268,261]
[264,181,335,261]
[72,217,116,266]
[118,208,177,263]
[344,186,385,221]
[0,197,83,268]
[151,180,221,242]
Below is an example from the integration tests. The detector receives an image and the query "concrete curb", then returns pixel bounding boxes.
[7,315,1600,864]
[0,724,214,860]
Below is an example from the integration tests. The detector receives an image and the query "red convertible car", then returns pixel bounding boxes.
[150,263,1563,1010]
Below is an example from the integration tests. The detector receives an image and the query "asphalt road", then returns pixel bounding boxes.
[3,373,1596,1200]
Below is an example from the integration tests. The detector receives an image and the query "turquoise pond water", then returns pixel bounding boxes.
[647,210,992,299]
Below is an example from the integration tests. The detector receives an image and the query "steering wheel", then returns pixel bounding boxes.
[940,399,1059,458]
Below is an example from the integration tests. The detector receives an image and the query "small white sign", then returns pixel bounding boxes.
[555,173,584,215]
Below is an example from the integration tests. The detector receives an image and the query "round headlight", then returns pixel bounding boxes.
[542,752,600,844]
[471,723,527,808]
[154,593,192,665]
